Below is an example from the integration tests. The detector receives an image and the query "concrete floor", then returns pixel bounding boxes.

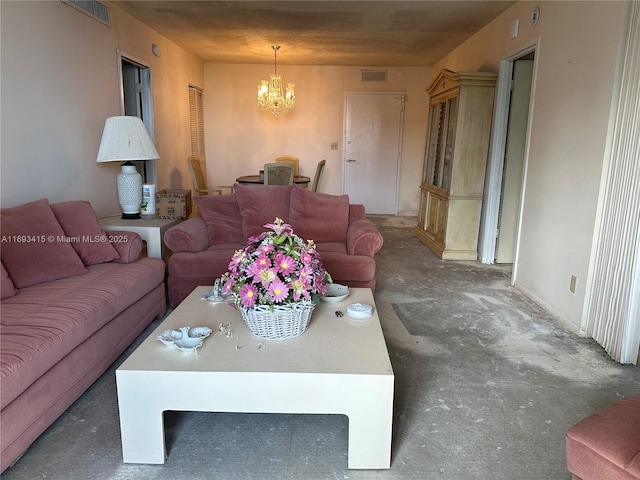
[3,216,639,479]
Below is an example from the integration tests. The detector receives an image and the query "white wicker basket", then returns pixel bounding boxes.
[240,301,316,340]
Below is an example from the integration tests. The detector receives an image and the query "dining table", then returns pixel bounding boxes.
[236,175,311,187]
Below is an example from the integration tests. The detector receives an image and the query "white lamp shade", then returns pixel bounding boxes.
[96,116,159,162]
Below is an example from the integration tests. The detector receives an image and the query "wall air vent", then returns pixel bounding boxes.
[62,0,110,25]
[361,70,388,83]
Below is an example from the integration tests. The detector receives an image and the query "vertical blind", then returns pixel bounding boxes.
[585,2,640,364]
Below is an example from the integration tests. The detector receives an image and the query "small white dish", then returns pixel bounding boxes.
[189,326,212,338]
[346,302,373,319]
[156,325,211,350]
[174,336,203,352]
[156,329,182,348]
[320,283,350,302]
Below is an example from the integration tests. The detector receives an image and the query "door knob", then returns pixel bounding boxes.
[346,158,356,163]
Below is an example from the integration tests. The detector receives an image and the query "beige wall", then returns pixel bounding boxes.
[431,1,629,329]
[202,64,431,214]
[0,1,203,216]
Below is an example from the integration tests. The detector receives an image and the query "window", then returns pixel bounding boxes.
[189,85,205,159]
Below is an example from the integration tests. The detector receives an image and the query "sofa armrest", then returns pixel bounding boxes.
[164,217,209,253]
[346,219,383,257]
[109,230,143,264]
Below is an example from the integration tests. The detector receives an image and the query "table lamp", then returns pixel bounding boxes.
[96,116,160,219]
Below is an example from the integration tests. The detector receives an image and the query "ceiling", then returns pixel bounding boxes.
[113,1,516,66]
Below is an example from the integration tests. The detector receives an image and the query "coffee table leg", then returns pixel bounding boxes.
[345,378,394,469]
[116,372,166,464]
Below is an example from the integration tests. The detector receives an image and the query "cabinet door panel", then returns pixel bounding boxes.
[427,192,438,235]
[441,97,458,190]
[436,198,448,241]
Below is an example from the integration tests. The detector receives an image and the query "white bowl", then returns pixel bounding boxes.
[189,326,212,338]
[174,336,204,352]
[320,283,350,302]
[156,329,182,347]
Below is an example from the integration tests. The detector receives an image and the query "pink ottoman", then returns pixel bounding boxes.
[566,394,640,480]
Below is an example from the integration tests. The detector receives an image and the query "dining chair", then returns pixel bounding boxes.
[274,156,299,177]
[264,162,294,186]
[188,157,233,196]
[311,159,326,192]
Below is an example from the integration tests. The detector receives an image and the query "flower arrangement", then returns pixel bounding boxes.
[221,218,331,310]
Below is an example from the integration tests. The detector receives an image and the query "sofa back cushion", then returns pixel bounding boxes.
[289,186,350,243]
[235,184,292,241]
[194,193,243,245]
[1,262,17,299]
[0,198,87,288]
[51,201,120,265]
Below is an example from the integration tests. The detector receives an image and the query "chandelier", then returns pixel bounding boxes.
[257,45,295,117]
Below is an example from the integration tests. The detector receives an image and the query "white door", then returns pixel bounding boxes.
[343,93,404,214]
[495,59,534,263]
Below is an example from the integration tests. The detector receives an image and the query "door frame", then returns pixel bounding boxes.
[478,38,540,286]
[342,92,405,215]
[116,50,156,185]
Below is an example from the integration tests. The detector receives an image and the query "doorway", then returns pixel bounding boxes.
[479,41,538,282]
[495,55,534,263]
[343,93,405,214]
[118,52,156,185]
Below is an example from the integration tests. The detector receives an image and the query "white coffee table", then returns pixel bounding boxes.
[115,287,394,469]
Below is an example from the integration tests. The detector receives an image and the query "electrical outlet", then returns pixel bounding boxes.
[569,275,578,294]
[330,142,338,150]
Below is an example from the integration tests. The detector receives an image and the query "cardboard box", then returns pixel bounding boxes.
[155,189,192,219]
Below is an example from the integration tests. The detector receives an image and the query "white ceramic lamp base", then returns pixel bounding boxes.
[117,163,142,219]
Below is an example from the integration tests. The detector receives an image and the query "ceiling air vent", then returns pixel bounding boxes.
[361,70,388,83]
[62,0,110,25]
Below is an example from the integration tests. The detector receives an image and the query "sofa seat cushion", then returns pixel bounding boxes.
[235,184,291,241]
[0,199,88,288]
[0,257,165,409]
[566,394,640,480]
[318,251,376,283]
[167,246,239,278]
[289,187,350,244]
[316,242,348,255]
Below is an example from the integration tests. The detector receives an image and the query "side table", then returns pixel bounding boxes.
[99,216,182,260]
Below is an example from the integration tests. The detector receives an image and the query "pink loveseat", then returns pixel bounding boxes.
[164,184,384,308]
[566,394,640,480]
[0,199,167,472]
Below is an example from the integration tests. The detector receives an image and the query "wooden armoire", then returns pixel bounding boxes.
[414,69,497,260]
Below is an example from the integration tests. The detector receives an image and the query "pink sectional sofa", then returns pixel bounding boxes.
[164,184,384,307]
[566,394,640,480]
[0,199,167,472]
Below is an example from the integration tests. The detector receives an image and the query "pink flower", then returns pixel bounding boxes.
[268,279,290,303]
[222,278,235,295]
[297,265,313,283]
[228,251,244,274]
[255,254,271,269]
[239,284,258,307]
[274,252,296,276]
[257,244,274,256]
[256,267,277,286]
[299,251,313,265]
[291,278,310,301]
[264,217,293,235]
